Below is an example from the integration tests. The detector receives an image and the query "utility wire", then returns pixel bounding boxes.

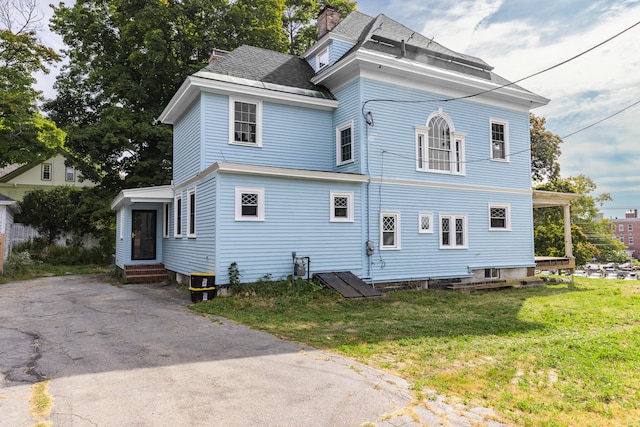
[561,99,640,139]
[362,19,640,119]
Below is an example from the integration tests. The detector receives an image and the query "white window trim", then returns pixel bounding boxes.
[229,97,262,147]
[316,47,329,70]
[174,194,183,238]
[488,203,511,231]
[490,118,509,162]
[415,112,465,175]
[619,224,624,231]
[336,120,354,166]
[439,214,468,249]
[380,211,401,250]
[65,166,75,182]
[418,212,434,234]
[162,203,170,238]
[629,224,633,231]
[187,188,196,238]
[330,191,354,222]
[41,163,52,181]
[235,187,265,221]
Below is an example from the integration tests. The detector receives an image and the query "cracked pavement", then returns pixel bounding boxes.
[0,275,510,426]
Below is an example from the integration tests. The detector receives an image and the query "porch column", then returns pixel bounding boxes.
[564,203,573,258]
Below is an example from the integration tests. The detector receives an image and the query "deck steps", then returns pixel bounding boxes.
[123,264,169,283]
[314,272,382,298]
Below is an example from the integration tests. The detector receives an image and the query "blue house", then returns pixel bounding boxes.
[112,7,556,287]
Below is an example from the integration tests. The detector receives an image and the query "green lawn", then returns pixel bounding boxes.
[192,277,640,426]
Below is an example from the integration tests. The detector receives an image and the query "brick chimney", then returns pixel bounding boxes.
[317,6,341,40]
[208,48,229,63]
[626,209,638,219]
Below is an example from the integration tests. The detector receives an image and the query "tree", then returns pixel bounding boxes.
[534,175,627,266]
[225,0,288,53]
[18,187,80,245]
[0,0,63,167]
[530,113,562,184]
[287,0,357,55]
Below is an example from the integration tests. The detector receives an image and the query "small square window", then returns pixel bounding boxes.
[330,191,353,222]
[485,268,499,279]
[235,187,265,221]
[418,212,433,234]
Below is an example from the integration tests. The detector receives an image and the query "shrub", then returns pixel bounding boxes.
[4,251,40,276]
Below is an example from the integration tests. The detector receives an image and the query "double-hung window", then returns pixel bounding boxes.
[41,163,52,181]
[629,224,633,231]
[490,119,509,161]
[380,212,400,250]
[440,214,467,249]
[336,121,353,165]
[330,191,353,222]
[235,187,265,221]
[489,204,511,231]
[174,194,182,237]
[65,166,75,181]
[230,98,262,147]
[416,112,464,174]
[187,188,196,238]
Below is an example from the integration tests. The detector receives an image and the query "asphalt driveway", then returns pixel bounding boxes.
[0,275,507,426]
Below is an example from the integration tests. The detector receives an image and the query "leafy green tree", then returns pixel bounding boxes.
[18,187,80,245]
[289,0,357,54]
[535,175,627,266]
[530,113,562,184]
[45,0,240,191]
[0,0,63,167]
[225,0,288,53]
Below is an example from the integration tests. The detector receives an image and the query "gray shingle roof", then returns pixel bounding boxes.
[194,11,527,97]
[198,45,334,99]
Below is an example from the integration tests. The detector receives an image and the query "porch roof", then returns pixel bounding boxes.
[532,189,582,208]
[110,185,173,210]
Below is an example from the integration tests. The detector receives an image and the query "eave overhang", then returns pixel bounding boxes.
[159,75,339,124]
[532,190,582,208]
[110,185,174,210]
[312,50,550,110]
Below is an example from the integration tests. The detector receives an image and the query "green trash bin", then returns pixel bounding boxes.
[189,273,216,303]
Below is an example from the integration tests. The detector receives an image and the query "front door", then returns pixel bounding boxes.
[132,210,156,260]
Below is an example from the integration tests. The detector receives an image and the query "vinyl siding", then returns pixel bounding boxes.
[163,177,216,276]
[214,173,364,284]
[332,80,361,174]
[330,40,354,63]
[173,99,202,185]
[361,78,532,190]
[115,203,164,268]
[200,92,334,171]
[366,182,534,282]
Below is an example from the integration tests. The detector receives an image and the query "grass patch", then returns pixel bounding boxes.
[1,263,112,282]
[29,380,53,421]
[191,277,640,426]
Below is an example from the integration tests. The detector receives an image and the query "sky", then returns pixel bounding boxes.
[33,0,640,219]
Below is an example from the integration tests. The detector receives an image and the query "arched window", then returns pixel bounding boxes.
[415,110,465,175]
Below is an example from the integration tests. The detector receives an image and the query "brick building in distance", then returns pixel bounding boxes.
[610,209,640,259]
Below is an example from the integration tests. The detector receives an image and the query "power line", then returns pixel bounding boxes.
[362,19,640,119]
[561,99,640,139]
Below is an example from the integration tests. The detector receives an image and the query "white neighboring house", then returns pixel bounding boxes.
[0,193,20,263]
